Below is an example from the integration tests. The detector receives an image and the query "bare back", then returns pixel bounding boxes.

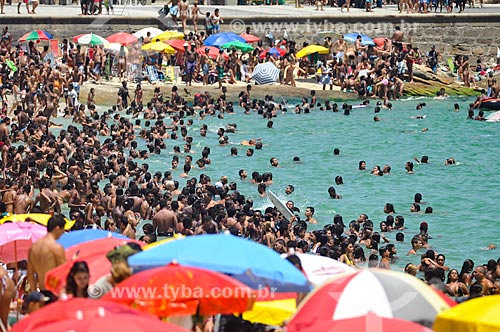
[28,235,66,291]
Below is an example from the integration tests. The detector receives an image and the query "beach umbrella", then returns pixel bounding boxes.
[29,316,190,332]
[64,237,142,260]
[128,233,311,292]
[282,253,355,286]
[343,32,376,46]
[0,213,74,230]
[251,62,280,85]
[165,39,187,52]
[259,47,286,59]
[373,37,388,49]
[102,262,255,317]
[242,291,297,326]
[141,41,176,54]
[433,295,500,332]
[220,41,254,52]
[104,42,128,54]
[204,32,246,47]
[299,312,434,332]
[240,33,261,43]
[196,46,229,60]
[295,44,329,59]
[143,234,184,250]
[18,29,53,42]
[133,27,163,39]
[106,32,138,46]
[45,238,143,294]
[75,33,106,46]
[286,269,451,332]
[10,298,153,332]
[152,30,184,42]
[58,229,129,249]
[0,222,46,264]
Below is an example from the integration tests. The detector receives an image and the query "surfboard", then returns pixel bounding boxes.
[0,213,75,230]
[267,190,294,221]
[351,105,368,109]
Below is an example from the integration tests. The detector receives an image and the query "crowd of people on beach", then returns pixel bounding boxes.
[0,18,499,332]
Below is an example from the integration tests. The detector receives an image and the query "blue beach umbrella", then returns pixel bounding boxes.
[128,233,311,292]
[343,32,376,46]
[58,229,128,249]
[204,32,246,47]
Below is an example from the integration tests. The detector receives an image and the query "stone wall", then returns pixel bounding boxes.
[4,14,500,63]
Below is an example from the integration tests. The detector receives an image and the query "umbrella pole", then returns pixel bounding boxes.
[14,241,19,321]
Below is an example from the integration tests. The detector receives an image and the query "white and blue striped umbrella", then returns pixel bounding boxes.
[252,62,280,85]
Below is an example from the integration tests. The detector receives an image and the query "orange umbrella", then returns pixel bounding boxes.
[102,262,255,317]
[240,33,261,43]
[106,32,138,46]
[196,46,229,60]
[165,39,187,52]
[10,298,152,331]
[45,238,143,294]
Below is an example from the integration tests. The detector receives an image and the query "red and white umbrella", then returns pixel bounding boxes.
[299,312,434,332]
[282,253,355,286]
[287,269,451,332]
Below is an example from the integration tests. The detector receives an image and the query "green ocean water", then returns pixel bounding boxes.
[66,96,500,272]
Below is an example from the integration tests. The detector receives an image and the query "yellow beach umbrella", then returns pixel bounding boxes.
[296,44,329,59]
[153,30,185,42]
[0,213,75,230]
[141,41,176,54]
[242,295,297,326]
[143,233,184,250]
[433,295,500,332]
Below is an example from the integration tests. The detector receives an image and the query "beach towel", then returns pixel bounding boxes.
[447,58,455,72]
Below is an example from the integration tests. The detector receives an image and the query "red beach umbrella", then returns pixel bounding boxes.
[165,39,187,52]
[10,298,154,332]
[26,313,190,332]
[44,238,143,294]
[196,46,229,60]
[102,262,255,317]
[240,33,261,43]
[106,32,139,46]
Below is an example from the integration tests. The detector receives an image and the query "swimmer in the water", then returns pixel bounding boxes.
[328,186,342,199]
[444,157,456,165]
[359,160,366,170]
[414,155,429,164]
[285,184,295,195]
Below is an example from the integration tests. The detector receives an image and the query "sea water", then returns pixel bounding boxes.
[57,96,500,271]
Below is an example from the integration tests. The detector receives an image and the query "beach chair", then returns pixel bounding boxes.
[145,65,162,83]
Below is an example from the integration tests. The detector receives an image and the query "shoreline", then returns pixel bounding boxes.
[81,78,481,106]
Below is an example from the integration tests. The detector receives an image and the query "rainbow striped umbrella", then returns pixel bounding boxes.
[19,30,53,42]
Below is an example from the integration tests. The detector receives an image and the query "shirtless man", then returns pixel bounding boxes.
[473,266,494,295]
[35,178,59,213]
[1,182,16,214]
[283,60,305,87]
[152,199,178,236]
[179,0,189,33]
[14,184,34,214]
[305,206,318,224]
[185,43,198,86]
[333,35,347,61]
[0,266,15,331]
[391,26,404,53]
[0,116,11,166]
[27,214,66,292]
